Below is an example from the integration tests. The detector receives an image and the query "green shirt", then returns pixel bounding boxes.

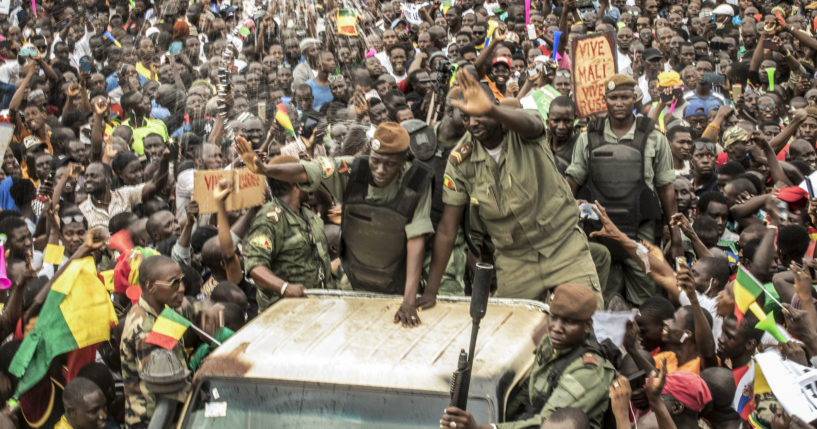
[121,117,169,156]
[566,118,675,192]
[244,198,335,310]
[442,111,599,301]
[299,156,434,240]
[499,336,616,429]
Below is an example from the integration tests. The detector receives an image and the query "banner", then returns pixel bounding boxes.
[193,168,265,214]
[571,31,617,118]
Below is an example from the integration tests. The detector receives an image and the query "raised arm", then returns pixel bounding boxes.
[236,136,309,183]
[474,26,508,78]
[451,71,544,140]
[678,267,717,368]
[141,150,171,200]
[213,179,243,284]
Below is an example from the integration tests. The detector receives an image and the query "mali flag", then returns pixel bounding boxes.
[734,267,764,314]
[145,307,191,350]
[9,257,117,397]
[337,8,358,36]
[275,104,296,137]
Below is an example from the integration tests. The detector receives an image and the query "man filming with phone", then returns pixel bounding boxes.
[237,122,434,328]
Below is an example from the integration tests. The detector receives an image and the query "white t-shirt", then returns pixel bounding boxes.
[679,290,722,340]
[486,145,502,164]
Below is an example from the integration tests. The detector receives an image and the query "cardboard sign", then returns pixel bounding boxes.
[193,168,265,214]
[571,31,618,118]
[0,123,13,161]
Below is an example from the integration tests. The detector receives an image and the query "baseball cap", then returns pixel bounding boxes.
[643,48,663,62]
[492,56,512,69]
[684,102,709,118]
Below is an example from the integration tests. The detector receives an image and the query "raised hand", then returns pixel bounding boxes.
[213,179,233,202]
[450,71,494,117]
[235,136,264,174]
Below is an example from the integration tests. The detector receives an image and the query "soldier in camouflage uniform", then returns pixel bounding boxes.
[120,255,191,429]
[441,284,616,429]
[244,155,335,312]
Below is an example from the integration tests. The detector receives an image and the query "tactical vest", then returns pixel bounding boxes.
[582,116,663,240]
[341,156,431,294]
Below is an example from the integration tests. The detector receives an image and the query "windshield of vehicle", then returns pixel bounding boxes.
[182,378,494,428]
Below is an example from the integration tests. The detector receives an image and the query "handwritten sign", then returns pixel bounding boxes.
[193,168,265,214]
[401,2,429,25]
[571,31,617,118]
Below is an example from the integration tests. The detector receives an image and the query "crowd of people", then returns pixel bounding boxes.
[1,0,817,427]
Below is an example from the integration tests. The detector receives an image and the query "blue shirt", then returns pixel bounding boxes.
[0,176,20,212]
[306,79,333,111]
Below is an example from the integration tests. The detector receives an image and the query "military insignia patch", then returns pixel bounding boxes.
[250,235,273,250]
[443,175,457,191]
[607,80,616,90]
[371,139,381,151]
[448,141,473,165]
[582,353,598,366]
[266,206,282,222]
[319,157,335,178]
[337,160,350,174]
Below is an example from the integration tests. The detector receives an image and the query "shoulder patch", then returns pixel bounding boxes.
[319,157,335,178]
[582,353,598,366]
[448,141,473,165]
[250,235,273,250]
[337,159,350,175]
[443,174,457,191]
[266,206,283,222]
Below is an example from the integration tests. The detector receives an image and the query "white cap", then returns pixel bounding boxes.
[713,4,734,16]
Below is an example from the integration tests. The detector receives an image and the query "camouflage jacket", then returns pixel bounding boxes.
[120,298,191,429]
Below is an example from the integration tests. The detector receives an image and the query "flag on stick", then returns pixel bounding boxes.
[145,307,191,350]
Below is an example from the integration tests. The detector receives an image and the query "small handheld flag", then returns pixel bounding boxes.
[337,8,358,36]
[275,104,296,137]
[145,307,191,349]
[103,30,121,48]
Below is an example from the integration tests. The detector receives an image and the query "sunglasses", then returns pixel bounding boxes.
[153,275,185,291]
[328,74,344,83]
[61,214,85,225]
[757,103,776,111]
[693,141,716,153]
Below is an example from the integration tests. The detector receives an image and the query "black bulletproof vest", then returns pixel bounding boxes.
[340,156,431,294]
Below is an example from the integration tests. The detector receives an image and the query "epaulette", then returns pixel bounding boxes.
[266,205,283,223]
[582,353,598,366]
[448,140,473,165]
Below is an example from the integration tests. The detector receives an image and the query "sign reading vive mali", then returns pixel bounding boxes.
[571,31,618,118]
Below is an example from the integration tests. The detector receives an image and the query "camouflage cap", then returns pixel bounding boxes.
[722,126,749,148]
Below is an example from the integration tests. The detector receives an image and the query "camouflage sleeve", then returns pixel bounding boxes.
[243,213,282,275]
[298,156,354,200]
[498,356,615,429]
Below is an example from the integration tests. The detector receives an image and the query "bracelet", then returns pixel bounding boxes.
[280,282,289,296]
